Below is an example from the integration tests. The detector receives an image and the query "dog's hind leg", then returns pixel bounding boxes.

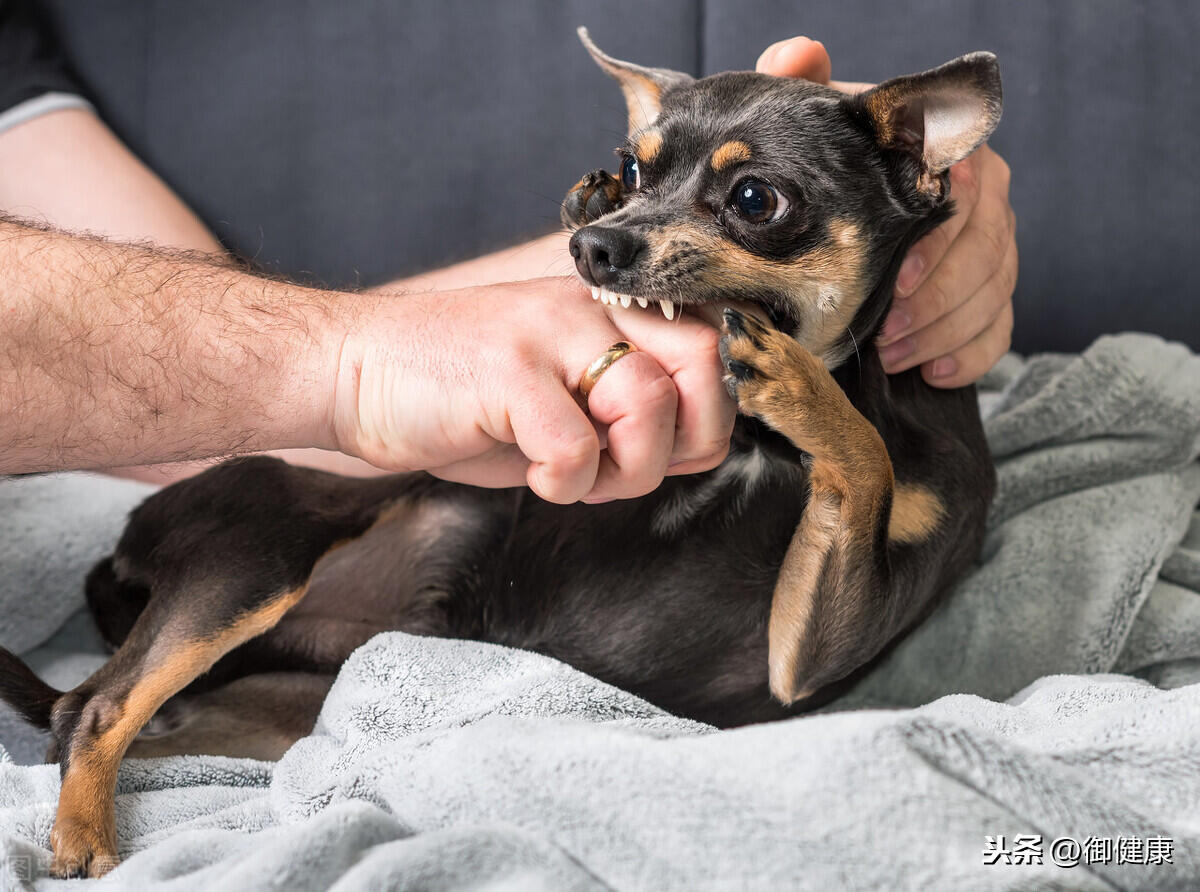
[47,584,306,876]
[40,456,405,877]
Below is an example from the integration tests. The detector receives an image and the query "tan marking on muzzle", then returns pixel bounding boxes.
[645,219,867,362]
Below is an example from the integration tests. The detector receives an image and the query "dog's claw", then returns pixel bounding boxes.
[722,374,741,401]
[727,359,756,382]
[722,307,745,335]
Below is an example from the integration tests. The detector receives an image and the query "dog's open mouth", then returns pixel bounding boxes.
[584,282,796,335]
[587,285,682,320]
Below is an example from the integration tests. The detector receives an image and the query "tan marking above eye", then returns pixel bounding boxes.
[888,483,944,543]
[635,129,664,162]
[711,140,752,171]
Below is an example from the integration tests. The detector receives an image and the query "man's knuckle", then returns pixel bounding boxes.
[1001,254,1019,296]
[993,153,1012,190]
[639,372,679,411]
[689,434,731,462]
[924,224,952,264]
[952,162,982,205]
[997,325,1013,356]
[922,273,955,318]
[614,468,662,499]
[980,213,1010,261]
[506,343,544,379]
[1000,307,1015,340]
[703,443,731,469]
[950,158,976,191]
[551,431,598,469]
[689,325,722,357]
[956,353,986,384]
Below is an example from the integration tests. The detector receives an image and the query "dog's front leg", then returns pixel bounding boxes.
[720,309,953,704]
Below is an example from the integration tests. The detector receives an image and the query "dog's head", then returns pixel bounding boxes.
[565,28,1002,365]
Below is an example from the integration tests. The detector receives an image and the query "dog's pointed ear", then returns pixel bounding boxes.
[852,52,1002,194]
[578,27,693,134]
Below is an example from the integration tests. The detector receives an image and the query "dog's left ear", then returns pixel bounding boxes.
[852,52,1002,195]
[578,27,693,134]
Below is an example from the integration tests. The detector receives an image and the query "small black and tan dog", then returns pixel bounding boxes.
[0,29,1000,877]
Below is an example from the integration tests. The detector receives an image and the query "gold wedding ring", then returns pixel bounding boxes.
[579,341,638,399]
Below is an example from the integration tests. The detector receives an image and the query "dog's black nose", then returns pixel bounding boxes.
[569,226,643,286]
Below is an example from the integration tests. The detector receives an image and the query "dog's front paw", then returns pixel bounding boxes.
[719,308,826,426]
[561,169,623,228]
[50,817,119,879]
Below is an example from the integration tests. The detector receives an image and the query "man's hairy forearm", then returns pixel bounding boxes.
[0,218,347,473]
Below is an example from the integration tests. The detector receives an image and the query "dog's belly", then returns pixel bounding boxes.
[271,448,807,727]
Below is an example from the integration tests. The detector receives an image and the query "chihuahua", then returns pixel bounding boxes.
[0,29,999,877]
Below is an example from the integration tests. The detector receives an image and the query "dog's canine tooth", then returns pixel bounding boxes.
[591,286,600,301]
[620,294,632,308]
[637,297,649,308]
[660,300,675,321]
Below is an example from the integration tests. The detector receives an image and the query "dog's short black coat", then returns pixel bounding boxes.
[1,31,1000,877]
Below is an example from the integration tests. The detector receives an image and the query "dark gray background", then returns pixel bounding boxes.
[40,1,1200,353]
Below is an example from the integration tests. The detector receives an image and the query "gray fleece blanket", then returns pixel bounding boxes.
[1,333,1199,890]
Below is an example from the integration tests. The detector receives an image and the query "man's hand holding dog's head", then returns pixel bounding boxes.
[758,36,1018,388]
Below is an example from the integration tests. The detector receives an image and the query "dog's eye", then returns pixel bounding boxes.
[731,180,789,224]
[620,155,641,191]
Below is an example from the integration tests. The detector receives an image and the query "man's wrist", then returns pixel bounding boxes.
[320,288,429,469]
[253,281,370,459]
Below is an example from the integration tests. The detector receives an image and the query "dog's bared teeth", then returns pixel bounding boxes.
[620,294,632,308]
[600,287,610,305]
[637,297,649,308]
[660,300,675,321]
[591,286,600,301]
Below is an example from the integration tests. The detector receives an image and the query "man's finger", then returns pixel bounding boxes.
[878,186,1014,362]
[582,350,678,501]
[609,307,735,469]
[508,376,600,504]
[885,152,985,307]
[885,235,1018,376]
[920,300,1014,389]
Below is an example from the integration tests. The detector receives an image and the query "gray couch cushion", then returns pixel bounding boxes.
[40,0,1200,353]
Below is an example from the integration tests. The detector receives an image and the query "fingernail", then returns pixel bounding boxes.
[877,306,912,344]
[930,356,958,379]
[667,460,686,469]
[877,337,915,368]
[895,253,925,297]
[582,496,614,505]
